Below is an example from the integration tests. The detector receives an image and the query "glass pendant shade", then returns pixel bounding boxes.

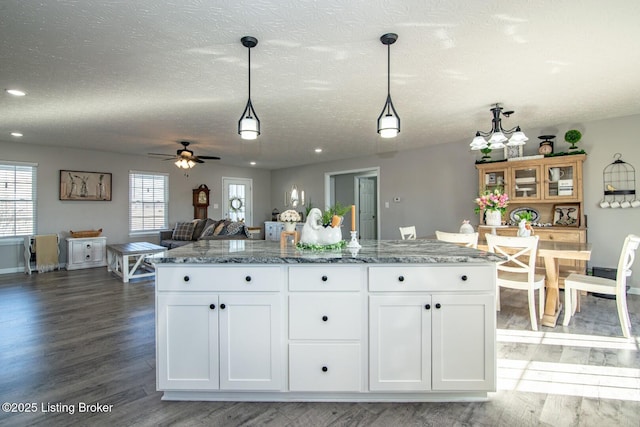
[507,129,528,146]
[239,115,259,140]
[238,36,260,140]
[470,133,488,150]
[378,114,399,138]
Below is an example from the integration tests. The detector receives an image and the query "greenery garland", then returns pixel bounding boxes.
[296,240,347,251]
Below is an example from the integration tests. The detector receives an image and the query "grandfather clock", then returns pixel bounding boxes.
[192,184,210,219]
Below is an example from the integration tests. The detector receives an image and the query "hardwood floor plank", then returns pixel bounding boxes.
[0,268,638,426]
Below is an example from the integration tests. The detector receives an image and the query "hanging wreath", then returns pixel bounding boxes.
[229,196,243,213]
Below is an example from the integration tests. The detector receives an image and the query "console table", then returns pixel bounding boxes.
[107,242,166,283]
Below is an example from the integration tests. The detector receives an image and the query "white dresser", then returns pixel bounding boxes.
[66,236,107,270]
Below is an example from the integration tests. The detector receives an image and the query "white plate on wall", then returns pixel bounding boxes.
[510,207,540,223]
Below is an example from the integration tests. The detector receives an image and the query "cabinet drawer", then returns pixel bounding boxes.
[533,230,582,242]
[369,265,494,292]
[289,343,361,391]
[289,266,363,291]
[289,294,361,340]
[157,265,282,291]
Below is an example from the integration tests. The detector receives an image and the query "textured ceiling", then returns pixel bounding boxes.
[2,0,640,169]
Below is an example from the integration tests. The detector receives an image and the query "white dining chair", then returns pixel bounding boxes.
[435,231,479,249]
[399,226,416,240]
[486,234,545,331]
[563,234,640,338]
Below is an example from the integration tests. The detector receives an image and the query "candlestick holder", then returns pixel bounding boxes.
[347,230,361,249]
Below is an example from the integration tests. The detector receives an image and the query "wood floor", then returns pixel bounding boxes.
[0,268,638,426]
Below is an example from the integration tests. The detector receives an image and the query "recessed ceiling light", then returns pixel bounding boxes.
[250,161,256,166]
[11,132,23,137]
[314,148,323,153]
[6,89,26,96]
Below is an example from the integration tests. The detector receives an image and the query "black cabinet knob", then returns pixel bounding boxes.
[461,275,468,281]
[322,315,328,322]
[183,276,190,282]
[220,304,226,309]
[321,366,328,372]
[86,244,91,249]
[425,304,431,310]
[398,275,405,282]
[435,303,441,309]
[209,304,216,310]
[85,255,90,259]
[321,275,328,282]
[245,276,252,282]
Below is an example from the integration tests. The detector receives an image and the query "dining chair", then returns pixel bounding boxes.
[486,234,545,331]
[435,231,479,249]
[399,226,417,240]
[563,234,640,338]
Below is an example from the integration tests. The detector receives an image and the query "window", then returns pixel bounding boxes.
[0,162,37,238]
[129,171,168,233]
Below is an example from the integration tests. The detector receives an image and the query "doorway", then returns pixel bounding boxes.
[222,177,253,225]
[324,167,380,240]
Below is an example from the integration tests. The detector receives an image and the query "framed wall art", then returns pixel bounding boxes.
[60,170,112,201]
[552,203,580,227]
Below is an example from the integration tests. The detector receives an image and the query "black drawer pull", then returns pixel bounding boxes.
[321,366,328,372]
[321,275,328,282]
[183,276,190,282]
[209,304,216,310]
[220,304,226,309]
[245,276,252,282]
[398,275,405,282]
[322,315,328,322]
[435,303,441,309]
[424,304,431,310]
[461,275,468,281]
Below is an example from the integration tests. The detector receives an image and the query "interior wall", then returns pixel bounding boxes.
[0,142,271,272]
[271,113,640,291]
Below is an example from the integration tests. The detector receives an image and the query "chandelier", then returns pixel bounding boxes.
[470,103,527,151]
[238,36,260,140]
[377,33,400,138]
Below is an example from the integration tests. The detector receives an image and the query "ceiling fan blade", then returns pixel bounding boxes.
[197,155,221,160]
[148,153,175,157]
[192,156,205,163]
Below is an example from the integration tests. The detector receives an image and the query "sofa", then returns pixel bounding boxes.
[159,218,250,249]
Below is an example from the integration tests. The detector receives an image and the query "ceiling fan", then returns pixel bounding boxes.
[149,141,220,169]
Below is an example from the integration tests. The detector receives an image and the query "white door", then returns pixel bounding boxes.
[218,294,282,390]
[369,295,431,391]
[222,177,252,224]
[358,177,377,239]
[157,294,219,390]
[431,293,495,391]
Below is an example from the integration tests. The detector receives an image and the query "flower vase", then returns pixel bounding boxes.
[283,222,296,232]
[485,210,502,226]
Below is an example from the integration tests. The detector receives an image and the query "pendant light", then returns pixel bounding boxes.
[238,36,260,140]
[377,33,400,138]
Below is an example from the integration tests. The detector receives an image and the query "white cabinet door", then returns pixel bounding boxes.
[219,294,282,390]
[369,295,432,391]
[431,294,496,391]
[157,294,219,390]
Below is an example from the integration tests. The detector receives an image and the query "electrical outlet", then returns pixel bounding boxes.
[213,203,219,209]
[385,201,390,208]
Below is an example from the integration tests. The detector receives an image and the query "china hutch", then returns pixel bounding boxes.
[476,154,587,281]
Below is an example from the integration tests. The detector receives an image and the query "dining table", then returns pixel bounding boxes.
[477,238,592,328]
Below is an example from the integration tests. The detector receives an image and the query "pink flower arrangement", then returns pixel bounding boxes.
[474,188,509,214]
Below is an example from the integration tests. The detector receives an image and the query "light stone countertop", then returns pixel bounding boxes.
[152,239,504,265]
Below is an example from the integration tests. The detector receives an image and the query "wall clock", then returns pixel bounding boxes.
[504,145,523,160]
[192,184,209,219]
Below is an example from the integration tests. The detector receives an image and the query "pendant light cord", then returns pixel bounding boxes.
[386,43,391,115]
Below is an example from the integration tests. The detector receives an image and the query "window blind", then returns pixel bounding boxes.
[129,171,168,232]
[0,162,37,237]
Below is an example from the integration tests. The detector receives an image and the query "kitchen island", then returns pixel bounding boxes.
[154,239,502,402]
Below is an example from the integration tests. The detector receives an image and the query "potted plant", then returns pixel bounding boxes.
[474,188,509,226]
[515,210,535,237]
[564,129,582,150]
[321,201,351,228]
[280,209,301,232]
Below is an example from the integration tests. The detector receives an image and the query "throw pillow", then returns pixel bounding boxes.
[172,222,196,241]
[212,220,229,236]
[192,218,208,240]
[198,219,218,239]
[225,221,245,236]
